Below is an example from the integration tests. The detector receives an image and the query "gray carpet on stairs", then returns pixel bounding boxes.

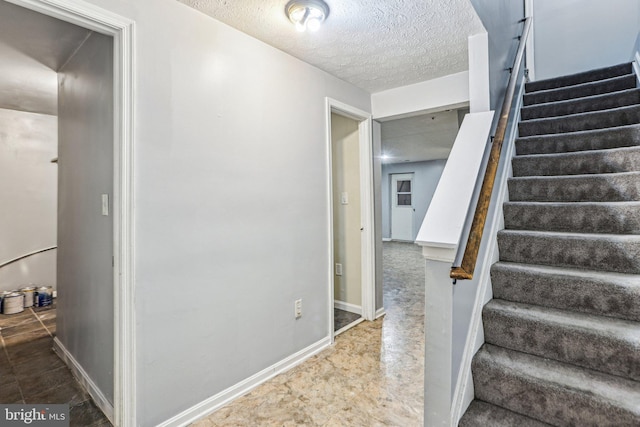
[460,62,640,426]
[516,124,640,155]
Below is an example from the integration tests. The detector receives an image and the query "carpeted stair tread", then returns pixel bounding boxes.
[459,401,552,427]
[508,172,640,202]
[525,63,632,93]
[483,299,640,381]
[521,88,640,121]
[463,63,640,427]
[523,74,637,106]
[518,104,640,137]
[491,262,640,322]
[512,146,640,177]
[497,229,640,274]
[472,344,640,427]
[516,124,640,155]
[503,201,640,234]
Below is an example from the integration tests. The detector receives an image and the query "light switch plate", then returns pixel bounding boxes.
[101,194,109,216]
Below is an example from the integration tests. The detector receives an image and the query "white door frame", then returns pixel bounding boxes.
[524,0,536,81]
[6,1,136,426]
[326,98,376,341]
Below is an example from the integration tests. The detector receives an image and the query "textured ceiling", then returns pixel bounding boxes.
[381,109,466,163]
[178,0,485,93]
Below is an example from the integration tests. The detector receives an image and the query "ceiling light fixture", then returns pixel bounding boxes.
[285,0,330,33]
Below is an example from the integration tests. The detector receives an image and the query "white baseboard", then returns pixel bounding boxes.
[156,336,331,427]
[53,338,114,423]
[334,317,365,336]
[375,307,386,319]
[382,237,392,242]
[334,300,362,315]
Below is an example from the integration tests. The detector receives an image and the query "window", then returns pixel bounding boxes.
[397,180,411,206]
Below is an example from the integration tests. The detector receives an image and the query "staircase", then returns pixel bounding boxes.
[459,63,640,426]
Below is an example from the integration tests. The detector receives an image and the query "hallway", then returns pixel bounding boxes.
[192,241,425,426]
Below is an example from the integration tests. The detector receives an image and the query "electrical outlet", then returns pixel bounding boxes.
[295,299,302,319]
[335,263,343,276]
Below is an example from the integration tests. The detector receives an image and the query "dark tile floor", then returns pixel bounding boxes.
[333,308,361,332]
[0,301,111,426]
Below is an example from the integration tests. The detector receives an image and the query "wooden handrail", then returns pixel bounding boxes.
[0,246,57,270]
[451,17,532,280]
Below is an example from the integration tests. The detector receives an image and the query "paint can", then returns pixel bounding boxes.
[3,292,25,315]
[19,286,36,308]
[0,291,11,314]
[35,286,53,307]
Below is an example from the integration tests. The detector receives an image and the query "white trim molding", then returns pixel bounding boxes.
[334,317,366,336]
[6,2,137,426]
[524,0,536,81]
[156,337,331,427]
[325,97,376,344]
[375,307,386,319]
[54,338,115,422]
[633,50,640,84]
[468,31,490,113]
[334,300,362,315]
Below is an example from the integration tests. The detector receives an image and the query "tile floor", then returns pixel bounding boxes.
[333,308,361,332]
[192,241,425,426]
[0,301,111,426]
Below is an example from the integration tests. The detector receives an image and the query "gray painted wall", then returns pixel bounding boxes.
[0,108,57,291]
[382,161,447,241]
[469,0,526,111]
[533,0,640,80]
[57,32,114,403]
[67,1,371,425]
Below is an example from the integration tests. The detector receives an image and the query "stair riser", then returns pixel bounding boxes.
[483,304,640,381]
[465,63,640,427]
[491,263,640,322]
[473,352,640,426]
[459,401,552,427]
[503,203,640,234]
[521,89,640,120]
[512,148,640,177]
[525,63,632,93]
[516,124,640,155]
[518,105,640,137]
[523,75,637,106]
[497,231,640,274]
[508,174,640,202]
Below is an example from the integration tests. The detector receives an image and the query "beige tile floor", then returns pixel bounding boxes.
[191,241,425,426]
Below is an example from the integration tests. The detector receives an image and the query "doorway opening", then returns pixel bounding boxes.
[326,98,375,339]
[0,1,134,425]
[377,107,468,306]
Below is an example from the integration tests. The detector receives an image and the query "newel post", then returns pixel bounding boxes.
[416,243,456,427]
